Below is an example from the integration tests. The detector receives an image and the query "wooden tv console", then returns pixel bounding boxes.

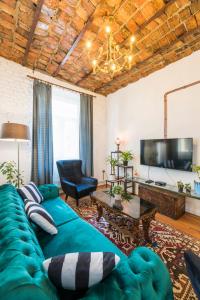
[136,181,185,220]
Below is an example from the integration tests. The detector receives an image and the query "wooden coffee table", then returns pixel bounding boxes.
[91,190,157,245]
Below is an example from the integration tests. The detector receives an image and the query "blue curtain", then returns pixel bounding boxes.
[79,94,93,176]
[31,80,53,185]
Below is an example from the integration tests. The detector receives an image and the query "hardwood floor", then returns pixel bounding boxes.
[156,212,200,240]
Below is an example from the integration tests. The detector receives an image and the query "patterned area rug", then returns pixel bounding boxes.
[66,197,200,300]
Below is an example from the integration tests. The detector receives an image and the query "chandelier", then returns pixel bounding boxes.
[85,17,136,76]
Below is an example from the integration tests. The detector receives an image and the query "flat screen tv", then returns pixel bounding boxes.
[140,138,193,172]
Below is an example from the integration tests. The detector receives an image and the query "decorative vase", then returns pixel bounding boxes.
[123,160,128,166]
[194,181,200,194]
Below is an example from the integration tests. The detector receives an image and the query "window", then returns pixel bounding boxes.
[52,87,80,184]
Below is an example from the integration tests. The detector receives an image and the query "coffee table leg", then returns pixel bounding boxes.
[132,220,140,245]
[97,204,103,221]
[142,217,151,243]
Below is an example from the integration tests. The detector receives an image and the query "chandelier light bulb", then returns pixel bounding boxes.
[128,55,133,62]
[105,25,111,34]
[130,35,136,44]
[92,59,97,66]
[111,63,116,71]
[86,41,92,49]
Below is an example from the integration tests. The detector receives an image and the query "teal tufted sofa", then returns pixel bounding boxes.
[0,184,174,300]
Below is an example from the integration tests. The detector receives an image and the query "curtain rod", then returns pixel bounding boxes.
[27,75,96,98]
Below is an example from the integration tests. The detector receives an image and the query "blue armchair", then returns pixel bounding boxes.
[56,160,98,206]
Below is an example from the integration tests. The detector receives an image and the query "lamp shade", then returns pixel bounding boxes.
[0,122,30,141]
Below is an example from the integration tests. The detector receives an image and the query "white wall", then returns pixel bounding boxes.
[107,50,200,215]
[0,57,107,184]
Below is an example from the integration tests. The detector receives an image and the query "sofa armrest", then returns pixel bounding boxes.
[82,247,173,300]
[38,184,59,200]
[127,247,173,300]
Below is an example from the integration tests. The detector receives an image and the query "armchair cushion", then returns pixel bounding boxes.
[81,177,98,186]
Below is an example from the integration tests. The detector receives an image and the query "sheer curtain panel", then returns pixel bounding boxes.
[52,87,80,184]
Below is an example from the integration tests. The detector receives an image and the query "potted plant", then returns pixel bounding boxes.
[106,156,118,180]
[0,161,24,187]
[111,185,123,209]
[185,183,192,194]
[192,165,200,194]
[120,151,134,166]
[121,191,132,202]
[177,181,184,193]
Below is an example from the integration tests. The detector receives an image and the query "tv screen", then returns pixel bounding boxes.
[140,138,193,172]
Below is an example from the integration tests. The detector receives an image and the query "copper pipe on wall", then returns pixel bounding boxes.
[164,80,200,138]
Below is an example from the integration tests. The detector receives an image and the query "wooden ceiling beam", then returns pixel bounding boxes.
[53,15,94,77]
[95,26,200,94]
[76,0,177,85]
[22,0,45,66]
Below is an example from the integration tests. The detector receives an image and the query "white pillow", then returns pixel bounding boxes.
[24,199,57,235]
[18,182,43,203]
[43,252,120,290]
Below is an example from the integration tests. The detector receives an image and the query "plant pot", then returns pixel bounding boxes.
[185,188,191,194]
[123,161,128,166]
[114,194,122,201]
[194,181,200,195]
[178,186,184,193]
[114,198,123,210]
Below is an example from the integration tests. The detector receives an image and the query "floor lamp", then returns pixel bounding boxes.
[0,122,30,188]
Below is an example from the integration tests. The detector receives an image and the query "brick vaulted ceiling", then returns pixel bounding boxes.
[0,0,200,95]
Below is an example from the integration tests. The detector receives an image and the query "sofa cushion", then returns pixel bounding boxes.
[38,217,126,261]
[41,197,79,227]
[24,199,58,235]
[43,252,120,290]
[18,182,43,203]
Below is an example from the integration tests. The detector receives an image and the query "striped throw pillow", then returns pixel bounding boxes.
[43,252,120,290]
[24,199,57,235]
[18,182,43,203]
